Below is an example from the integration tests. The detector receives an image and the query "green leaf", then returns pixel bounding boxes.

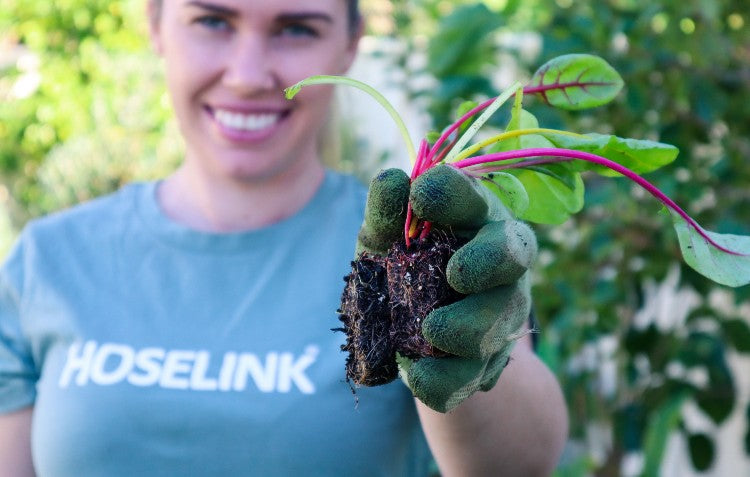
[528,54,624,110]
[542,133,679,176]
[510,169,584,224]
[523,163,579,191]
[721,319,750,353]
[427,4,504,77]
[502,88,525,151]
[671,212,750,287]
[615,404,646,451]
[687,433,715,471]
[481,172,530,216]
[455,100,479,134]
[456,100,479,119]
[677,333,736,425]
[697,358,735,424]
[426,131,442,144]
[491,109,555,154]
[643,392,688,477]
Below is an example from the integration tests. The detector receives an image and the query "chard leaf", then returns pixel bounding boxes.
[671,212,750,287]
[523,163,579,191]
[543,133,679,176]
[491,109,555,153]
[527,54,624,110]
[482,172,529,216]
[502,89,525,150]
[426,131,442,143]
[509,168,584,224]
[450,101,480,136]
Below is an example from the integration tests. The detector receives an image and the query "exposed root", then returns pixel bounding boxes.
[338,232,467,386]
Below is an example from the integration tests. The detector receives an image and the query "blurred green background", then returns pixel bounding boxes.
[2,0,749,475]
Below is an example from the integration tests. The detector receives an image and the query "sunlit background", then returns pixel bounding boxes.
[2,1,749,475]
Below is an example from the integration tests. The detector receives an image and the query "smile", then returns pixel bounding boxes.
[213,109,282,132]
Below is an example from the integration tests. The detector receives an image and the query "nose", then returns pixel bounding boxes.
[222,33,279,95]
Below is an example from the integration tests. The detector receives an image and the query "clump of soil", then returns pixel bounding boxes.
[338,232,466,386]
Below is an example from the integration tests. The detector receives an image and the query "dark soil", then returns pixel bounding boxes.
[338,232,467,386]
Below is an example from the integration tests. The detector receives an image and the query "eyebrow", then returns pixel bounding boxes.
[184,1,334,24]
[185,1,237,16]
[277,13,334,24]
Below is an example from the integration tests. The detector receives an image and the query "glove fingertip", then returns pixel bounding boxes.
[479,348,514,392]
[400,356,485,413]
[363,168,410,247]
[423,285,530,359]
[447,221,537,293]
[410,165,487,228]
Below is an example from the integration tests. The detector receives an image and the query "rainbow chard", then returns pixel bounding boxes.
[286,54,750,288]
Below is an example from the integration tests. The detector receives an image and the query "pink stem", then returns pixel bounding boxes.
[466,157,573,174]
[412,139,430,179]
[429,134,460,169]
[428,81,615,165]
[453,148,744,256]
[428,97,496,163]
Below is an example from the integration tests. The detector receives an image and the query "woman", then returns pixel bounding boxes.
[0,0,567,475]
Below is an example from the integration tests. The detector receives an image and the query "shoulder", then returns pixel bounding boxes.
[5,183,149,276]
[22,183,147,244]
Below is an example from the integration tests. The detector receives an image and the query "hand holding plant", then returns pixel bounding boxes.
[345,164,536,412]
[286,53,750,413]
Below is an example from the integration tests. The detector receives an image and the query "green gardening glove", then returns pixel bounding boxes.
[354,164,537,413]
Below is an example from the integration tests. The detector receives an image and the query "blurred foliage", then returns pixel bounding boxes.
[378,0,750,475]
[2,0,750,475]
[0,0,181,243]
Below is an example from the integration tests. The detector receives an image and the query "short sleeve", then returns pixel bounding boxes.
[0,237,37,413]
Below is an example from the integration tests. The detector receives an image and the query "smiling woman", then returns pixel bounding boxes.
[0,0,568,475]
[147,0,362,231]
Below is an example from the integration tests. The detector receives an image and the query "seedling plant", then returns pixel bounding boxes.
[286,54,750,387]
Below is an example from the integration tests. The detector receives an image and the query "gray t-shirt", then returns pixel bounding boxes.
[0,171,432,476]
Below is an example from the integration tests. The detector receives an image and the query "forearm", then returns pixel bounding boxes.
[0,406,35,477]
[416,337,568,477]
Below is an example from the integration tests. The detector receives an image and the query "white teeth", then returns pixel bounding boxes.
[214,110,280,131]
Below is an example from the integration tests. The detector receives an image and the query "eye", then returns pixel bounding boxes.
[194,15,231,32]
[278,23,319,38]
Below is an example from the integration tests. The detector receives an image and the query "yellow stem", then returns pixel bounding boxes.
[408,219,419,239]
[452,128,588,162]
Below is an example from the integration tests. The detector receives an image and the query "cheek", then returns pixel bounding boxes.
[163,47,221,107]
[298,86,335,115]
[276,45,354,84]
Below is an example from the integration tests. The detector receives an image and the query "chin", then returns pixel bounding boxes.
[217,159,294,184]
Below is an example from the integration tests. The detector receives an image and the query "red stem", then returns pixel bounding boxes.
[404,204,414,247]
[453,148,744,256]
[419,221,433,240]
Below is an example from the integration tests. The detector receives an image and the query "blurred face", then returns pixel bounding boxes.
[149,0,360,182]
